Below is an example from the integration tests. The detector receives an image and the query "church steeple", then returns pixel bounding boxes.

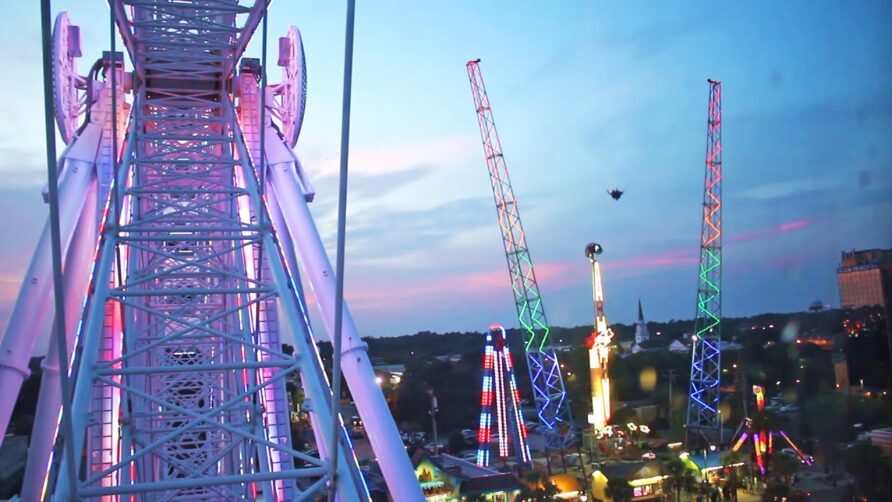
[635,298,650,345]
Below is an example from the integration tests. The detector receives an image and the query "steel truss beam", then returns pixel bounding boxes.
[235,58,422,499]
[46,2,365,500]
[466,60,574,448]
[686,79,723,443]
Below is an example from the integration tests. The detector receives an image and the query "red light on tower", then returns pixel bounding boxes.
[475,325,532,467]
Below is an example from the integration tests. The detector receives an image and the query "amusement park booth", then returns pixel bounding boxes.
[680,450,747,488]
[413,452,521,501]
[549,473,584,500]
[591,461,666,501]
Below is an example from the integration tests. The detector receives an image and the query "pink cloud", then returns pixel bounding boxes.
[303,136,478,177]
[601,218,819,275]
[337,218,822,315]
[345,261,582,313]
[604,247,698,271]
[727,218,817,244]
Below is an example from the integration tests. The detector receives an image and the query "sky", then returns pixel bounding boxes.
[0,1,890,350]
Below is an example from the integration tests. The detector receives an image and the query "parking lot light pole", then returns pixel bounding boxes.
[428,390,440,455]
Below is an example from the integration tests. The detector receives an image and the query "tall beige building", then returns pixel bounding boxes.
[837,248,892,309]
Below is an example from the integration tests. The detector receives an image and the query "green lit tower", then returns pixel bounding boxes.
[686,79,723,445]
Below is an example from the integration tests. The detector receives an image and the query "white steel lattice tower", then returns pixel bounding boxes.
[0,2,423,500]
[466,59,574,448]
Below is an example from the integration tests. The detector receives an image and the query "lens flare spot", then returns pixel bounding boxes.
[639,367,657,392]
[720,402,732,423]
[781,321,799,343]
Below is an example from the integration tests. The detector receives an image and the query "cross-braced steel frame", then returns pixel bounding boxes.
[3,1,424,499]
[686,79,723,443]
[466,60,574,448]
[44,1,365,499]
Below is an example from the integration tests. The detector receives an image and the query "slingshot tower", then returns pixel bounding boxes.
[0,2,422,500]
[686,79,724,446]
[466,59,574,447]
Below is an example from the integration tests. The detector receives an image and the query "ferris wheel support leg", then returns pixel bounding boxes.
[265,186,308,307]
[0,159,94,445]
[53,226,118,501]
[265,185,336,459]
[21,181,98,501]
[267,164,424,501]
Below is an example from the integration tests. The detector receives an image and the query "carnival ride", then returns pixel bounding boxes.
[584,243,614,434]
[466,59,574,448]
[475,325,533,467]
[0,2,423,500]
[729,386,813,476]
[686,79,724,446]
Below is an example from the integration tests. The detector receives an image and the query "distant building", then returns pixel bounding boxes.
[839,249,892,391]
[626,335,689,355]
[837,248,892,309]
[433,354,463,364]
[591,460,666,501]
[832,352,850,392]
[668,339,688,353]
[681,450,746,486]
[373,363,406,386]
[618,340,635,353]
[635,298,650,346]
[412,452,521,501]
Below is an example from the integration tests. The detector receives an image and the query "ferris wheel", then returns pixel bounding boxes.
[0,3,422,500]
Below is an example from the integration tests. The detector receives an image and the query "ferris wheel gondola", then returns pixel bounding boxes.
[52,12,88,144]
[270,26,307,148]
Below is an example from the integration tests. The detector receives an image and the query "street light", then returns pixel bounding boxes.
[428,390,440,455]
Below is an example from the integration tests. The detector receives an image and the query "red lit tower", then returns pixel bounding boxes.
[476,325,532,467]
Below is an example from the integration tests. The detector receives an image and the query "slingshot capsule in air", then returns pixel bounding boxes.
[607,188,624,200]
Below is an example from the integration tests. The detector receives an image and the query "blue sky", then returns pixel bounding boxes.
[0,1,890,348]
